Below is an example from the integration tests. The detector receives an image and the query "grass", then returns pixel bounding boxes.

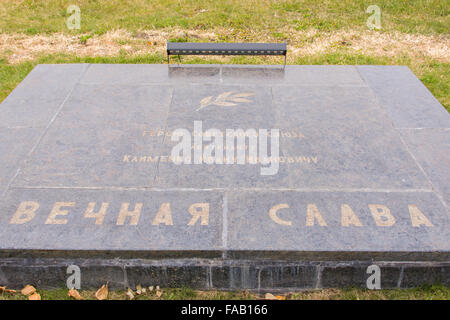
[0,0,448,35]
[1,285,449,300]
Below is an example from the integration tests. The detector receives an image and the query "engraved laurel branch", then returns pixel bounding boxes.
[196,91,255,111]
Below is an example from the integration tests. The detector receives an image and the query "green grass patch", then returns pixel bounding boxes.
[0,0,448,35]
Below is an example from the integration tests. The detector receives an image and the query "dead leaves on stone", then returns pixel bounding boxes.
[155,286,163,298]
[20,285,41,300]
[68,288,83,300]
[1,283,288,300]
[196,92,254,111]
[28,293,41,300]
[265,293,286,300]
[1,285,40,299]
[95,284,108,300]
[126,288,135,300]
[0,286,16,294]
[21,284,36,296]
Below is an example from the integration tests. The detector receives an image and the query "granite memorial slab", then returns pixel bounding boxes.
[0,64,448,290]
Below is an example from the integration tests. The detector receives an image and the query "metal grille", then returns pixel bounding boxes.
[167,42,287,64]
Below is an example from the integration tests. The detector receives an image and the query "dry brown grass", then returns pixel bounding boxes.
[1,28,449,64]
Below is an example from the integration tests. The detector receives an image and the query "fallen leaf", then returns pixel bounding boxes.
[95,284,108,300]
[28,292,41,300]
[126,288,135,300]
[275,295,286,300]
[68,289,83,300]
[265,293,277,300]
[0,286,16,293]
[21,285,36,296]
[136,284,142,295]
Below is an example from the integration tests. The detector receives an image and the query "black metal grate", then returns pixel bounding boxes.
[167,42,287,64]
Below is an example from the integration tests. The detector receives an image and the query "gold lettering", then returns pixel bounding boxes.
[45,202,75,225]
[84,202,109,225]
[152,203,173,225]
[341,204,363,227]
[306,204,327,226]
[408,205,433,227]
[269,204,291,226]
[117,203,142,225]
[188,203,209,226]
[368,204,395,226]
[10,201,39,224]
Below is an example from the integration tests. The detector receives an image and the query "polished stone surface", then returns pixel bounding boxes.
[0,188,223,252]
[0,64,448,259]
[227,190,449,252]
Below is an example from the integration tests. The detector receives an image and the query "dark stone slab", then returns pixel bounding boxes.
[0,261,68,289]
[221,65,365,86]
[0,64,449,289]
[13,126,163,187]
[81,64,222,85]
[319,262,403,289]
[258,265,317,289]
[226,191,449,254]
[50,83,172,129]
[0,64,89,128]
[125,264,209,289]
[399,129,450,204]
[211,265,260,290]
[357,66,450,128]
[1,258,448,290]
[0,189,224,252]
[156,84,291,188]
[273,86,430,189]
[81,64,365,87]
[0,128,42,196]
[400,264,450,288]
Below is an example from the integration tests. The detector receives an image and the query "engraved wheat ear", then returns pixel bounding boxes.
[196,92,255,111]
